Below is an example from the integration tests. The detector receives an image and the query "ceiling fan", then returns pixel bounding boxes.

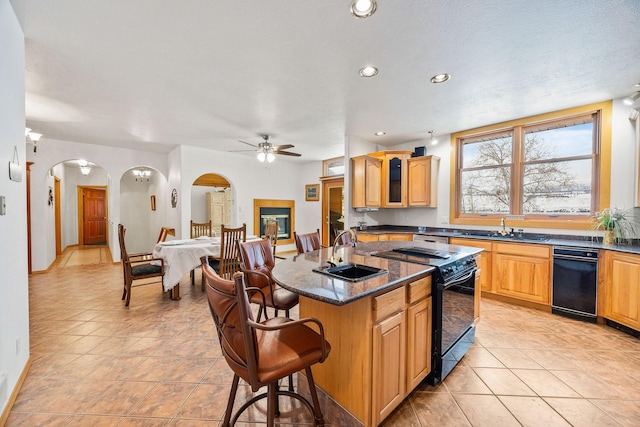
[233,134,301,162]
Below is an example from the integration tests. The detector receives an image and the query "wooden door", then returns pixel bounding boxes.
[83,188,106,245]
[321,177,344,246]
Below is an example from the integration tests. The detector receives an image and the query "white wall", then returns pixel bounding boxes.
[0,0,29,414]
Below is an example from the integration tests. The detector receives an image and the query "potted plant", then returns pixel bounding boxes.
[590,207,636,245]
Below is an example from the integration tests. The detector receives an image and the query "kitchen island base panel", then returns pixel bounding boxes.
[299,295,374,425]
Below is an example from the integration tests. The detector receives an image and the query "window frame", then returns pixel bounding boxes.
[449,101,612,230]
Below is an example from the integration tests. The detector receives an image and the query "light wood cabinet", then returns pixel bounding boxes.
[301,274,432,426]
[406,296,431,390]
[352,155,382,208]
[602,251,640,331]
[357,233,413,242]
[407,155,440,207]
[372,311,406,424]
[492,242,550,305]
[370,150,412,208]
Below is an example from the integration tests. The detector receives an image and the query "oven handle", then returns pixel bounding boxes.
[441,270,475,289]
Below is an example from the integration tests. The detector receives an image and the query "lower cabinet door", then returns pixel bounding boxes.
[406,297,431,391]
[606,253,640,330]
[372,310,406,425]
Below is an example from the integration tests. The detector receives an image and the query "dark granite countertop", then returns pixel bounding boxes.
[357,225,640,255]
[271,241,481,306]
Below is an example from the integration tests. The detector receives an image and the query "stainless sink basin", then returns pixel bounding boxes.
[461,231,548,242]
[313,263,388,282]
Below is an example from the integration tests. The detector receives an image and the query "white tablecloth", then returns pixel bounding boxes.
[153,236,258,290]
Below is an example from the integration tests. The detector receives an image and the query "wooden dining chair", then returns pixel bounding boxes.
[190,220,213,238]
[209,223,246,280]
[263,219,281,258]
[333,227,356,246]
[190,220,213,285]
[201,264,330,427]
[157,226,175,243]
[118,224,166,306]
[238,238,298,320]
[294,229,322,254]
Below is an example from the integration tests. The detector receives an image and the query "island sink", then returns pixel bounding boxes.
[313,263,387,282]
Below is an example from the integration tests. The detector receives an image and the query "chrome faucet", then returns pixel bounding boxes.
[498,217,509,236]
[327,229,357,267]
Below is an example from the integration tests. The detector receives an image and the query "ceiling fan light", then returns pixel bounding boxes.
[266,152,276,163]
[257,151,266,162]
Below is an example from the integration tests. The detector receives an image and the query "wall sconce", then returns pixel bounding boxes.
[623,92,640,106]
[428,130,438,146]
[133,169,151,182]
[26,129,42,153]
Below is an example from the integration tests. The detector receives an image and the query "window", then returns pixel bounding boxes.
[452,102,612,229]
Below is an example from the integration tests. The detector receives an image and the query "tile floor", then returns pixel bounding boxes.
[6,245,640,426]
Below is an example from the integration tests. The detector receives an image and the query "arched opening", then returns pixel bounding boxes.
[120,166,168,254]
[191,173,232,236]
[48,159,109,255]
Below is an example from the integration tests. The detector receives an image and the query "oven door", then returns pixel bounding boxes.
[430,269,476,384]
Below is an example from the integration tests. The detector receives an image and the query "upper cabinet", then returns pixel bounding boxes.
[408,155,440,207]
[352,151,439,209]
[352,155,382,208]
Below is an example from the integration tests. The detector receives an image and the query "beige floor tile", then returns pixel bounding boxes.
[550,370,627,399]
[472,367,536,396]
[409,391,472,426]
[129,382,197,418]
[591,399,640,426]
[487,347,543,369]
[462,346,505,368]
[442,365,493,394]
[452,394,520,426]
[544,397,622,426]
[498,396,571,426]
[511,369,580,398]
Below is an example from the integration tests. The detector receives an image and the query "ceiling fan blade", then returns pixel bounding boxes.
[238,140,258,148]
[276,150,301,157]
[229,149,258,153]
[273,144,294,151]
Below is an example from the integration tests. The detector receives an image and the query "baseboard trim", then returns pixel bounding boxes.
[0,356,32,426]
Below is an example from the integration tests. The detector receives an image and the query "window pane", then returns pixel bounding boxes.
[460,167,510,214]
[462,135,513,168]
[524,121,593,161]
[522,158,592,214]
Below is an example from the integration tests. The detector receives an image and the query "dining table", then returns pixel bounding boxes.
[152,235,259,299]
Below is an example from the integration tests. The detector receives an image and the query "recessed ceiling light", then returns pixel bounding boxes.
[375,131,386,136]
[360,66,378,77]
[350,0,377,19]
[430,73,450,84]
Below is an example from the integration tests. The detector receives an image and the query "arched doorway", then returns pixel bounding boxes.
[191,173,231,236]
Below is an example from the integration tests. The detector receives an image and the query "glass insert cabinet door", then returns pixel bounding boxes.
[388,156,402,203]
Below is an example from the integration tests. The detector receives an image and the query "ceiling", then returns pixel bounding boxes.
[11,0,640,163]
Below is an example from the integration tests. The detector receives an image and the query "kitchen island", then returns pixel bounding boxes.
[271,240,481,427]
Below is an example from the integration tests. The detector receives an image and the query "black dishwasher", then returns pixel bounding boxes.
[552,246,598,323]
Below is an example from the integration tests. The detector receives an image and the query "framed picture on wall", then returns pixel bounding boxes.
[305,184,319,201]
